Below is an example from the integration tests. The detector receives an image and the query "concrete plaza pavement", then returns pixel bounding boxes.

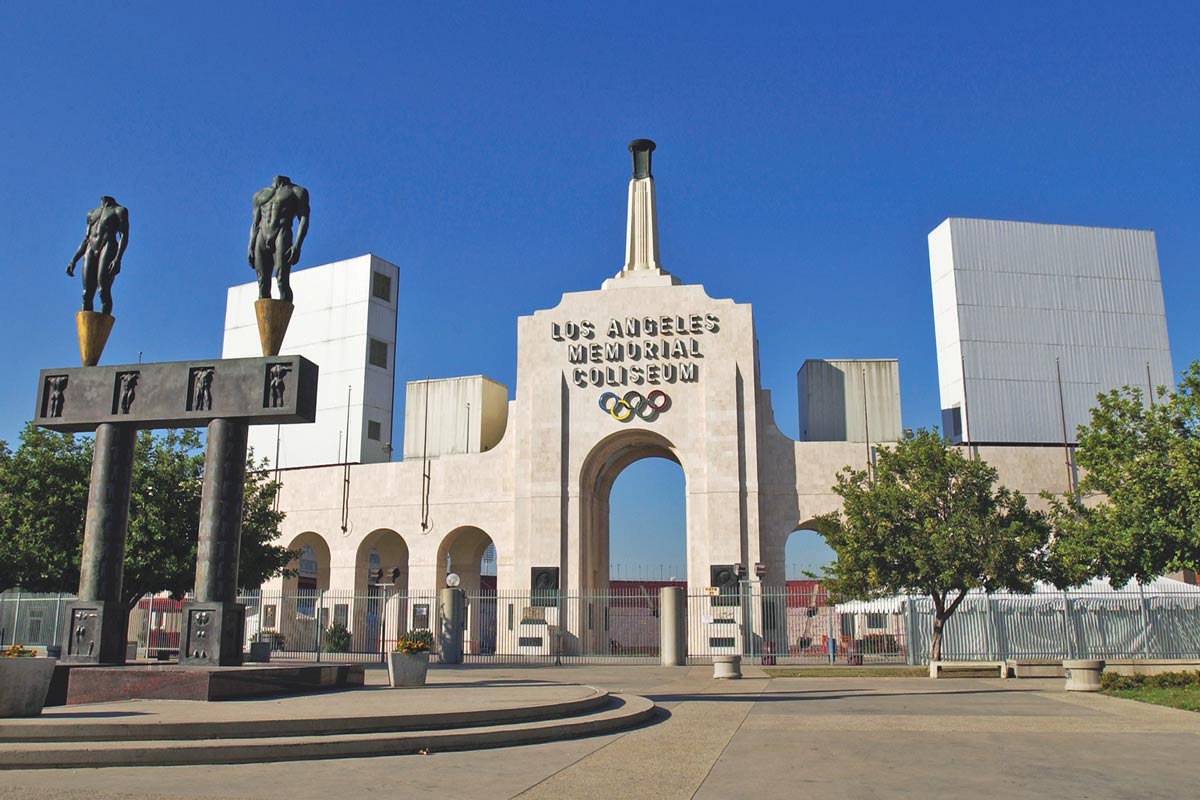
[1,663,1197,800]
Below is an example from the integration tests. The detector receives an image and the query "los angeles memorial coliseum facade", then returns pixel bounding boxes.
[236,140,1174,656]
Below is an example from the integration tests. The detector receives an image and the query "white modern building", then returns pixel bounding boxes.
[929,218,1173,445]
[222,254,400,468]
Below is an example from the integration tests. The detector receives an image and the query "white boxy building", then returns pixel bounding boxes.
[222,254,400,468]
[929,218,1173,445]
[796,359,901,443]
[403,376,509,460]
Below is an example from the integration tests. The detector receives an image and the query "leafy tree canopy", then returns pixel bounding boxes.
[1046,362,1200,587]
[0,423,292,608]
[816,428,1052,661]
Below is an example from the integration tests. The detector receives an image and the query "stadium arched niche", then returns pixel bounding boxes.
[577,429,686,656]
[437,525,497,655]
[765,520,836,661]
[353,528,410,652]
[276,531,331,652]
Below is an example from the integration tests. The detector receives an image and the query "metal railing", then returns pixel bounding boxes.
[3,582,1198,665]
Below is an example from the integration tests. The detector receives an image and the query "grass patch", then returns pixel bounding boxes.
[1099,670,1200,712]
[1102,685,1200,712]
[764,666,927,678]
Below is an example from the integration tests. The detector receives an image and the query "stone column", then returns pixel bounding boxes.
[439,588,466,664]
[659,586,687,666]
[180,418,249,666]
[62,422,137,665]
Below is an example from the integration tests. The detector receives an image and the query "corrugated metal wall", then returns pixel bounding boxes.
[797,359,901,443]
[929,218,1173,444]
[403,376,510,459]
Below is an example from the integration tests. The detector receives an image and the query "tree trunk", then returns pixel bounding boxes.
[930,615,945,662]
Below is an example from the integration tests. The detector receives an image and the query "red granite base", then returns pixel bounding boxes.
[51,663,365,705]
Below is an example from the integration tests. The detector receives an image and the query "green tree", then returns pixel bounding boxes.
[0,423,292,612]
[1046,362,1200,587]
[0,426,92,593]
[816,429,1051,662]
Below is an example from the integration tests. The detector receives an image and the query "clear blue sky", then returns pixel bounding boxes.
[3,4,1198,578]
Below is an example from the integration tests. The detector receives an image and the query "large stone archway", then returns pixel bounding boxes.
[351,529,410,650]
[282,531,331,595]
[578,429,685,596]
[272,532,331,651]
[437,525,497,654]
[353,529,410,596]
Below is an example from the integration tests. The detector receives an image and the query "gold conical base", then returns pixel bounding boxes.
[255,299,294,357]
[76,311,115,367]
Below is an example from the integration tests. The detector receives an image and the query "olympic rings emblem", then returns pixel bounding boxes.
[598,390,671,422]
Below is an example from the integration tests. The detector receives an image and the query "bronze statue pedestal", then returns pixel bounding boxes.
[254,299,293,357]
[76,311,114,367]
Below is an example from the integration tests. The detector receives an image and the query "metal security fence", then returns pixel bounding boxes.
[900,585,1200,663]
[752,584,910,665]
[3,580,1198,666]
[0,592,71,651]
[241,589,440,663]
[467,588,667,664]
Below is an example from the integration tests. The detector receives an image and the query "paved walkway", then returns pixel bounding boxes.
[2,664,1197,799]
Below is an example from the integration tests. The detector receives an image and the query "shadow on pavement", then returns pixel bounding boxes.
[648,687,1048,703]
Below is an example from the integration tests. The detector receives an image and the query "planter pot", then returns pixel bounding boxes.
[713,655,742,679]
[387,651,430,687]
[0,658,57,717]
[1063,659,1105,692]
[248,642,272,663]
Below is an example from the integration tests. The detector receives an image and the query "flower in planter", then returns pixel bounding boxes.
[394,629,433,654]
[1,645,36,658]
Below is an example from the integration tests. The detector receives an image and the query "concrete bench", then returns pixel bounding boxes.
[1006,659,1066,678]
[929,660,1008,679]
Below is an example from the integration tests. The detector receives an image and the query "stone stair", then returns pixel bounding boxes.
[0,686,655,769]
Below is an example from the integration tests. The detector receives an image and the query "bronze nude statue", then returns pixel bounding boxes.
[268,363,291,408]
[67,196,129,315]
[248,176,310,303]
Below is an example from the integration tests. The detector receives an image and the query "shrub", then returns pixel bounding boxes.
[395,629,434,654]
[323,622,352,653]
[1101,670,1200,691]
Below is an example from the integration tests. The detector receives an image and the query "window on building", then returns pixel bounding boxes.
[372,271,392,302]
[367,420,382,441]
[866,613,887,630]
[369,338,388,369]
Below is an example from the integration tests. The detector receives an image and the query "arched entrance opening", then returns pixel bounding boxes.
[437,526,497,654]
[275,532,330,653]
[775,524,837,661]
[608,458,687,584]
[353,529,409,653]
[579,430,686,656]
[784,526,836,581]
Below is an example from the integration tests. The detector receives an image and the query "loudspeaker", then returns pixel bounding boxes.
[531,566,560,607]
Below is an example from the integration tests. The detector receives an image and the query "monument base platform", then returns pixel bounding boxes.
[49,662,365,706]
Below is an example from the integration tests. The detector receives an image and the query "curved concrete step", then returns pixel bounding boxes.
[2,686,612,743]
[0,694,655,769]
